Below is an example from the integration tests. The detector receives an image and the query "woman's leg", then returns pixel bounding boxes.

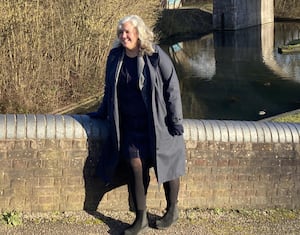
[128,157,147,210]
[124,157,149,235]
[163,178,179,209]
[156,178,180,229]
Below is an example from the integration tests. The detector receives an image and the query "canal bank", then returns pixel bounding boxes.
[154,6,213,44]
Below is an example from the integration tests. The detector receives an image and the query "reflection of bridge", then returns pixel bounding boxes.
[167,21,300,120]
[169,22,300,82]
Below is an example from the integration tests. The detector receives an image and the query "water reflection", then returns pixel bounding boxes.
[273,22,300,82]
[165,22,300,121]
[169,35,216,80]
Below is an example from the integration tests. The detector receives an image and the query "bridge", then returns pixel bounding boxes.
[213,0,274,30]
[165,0,274,30]
[1,1,299,213]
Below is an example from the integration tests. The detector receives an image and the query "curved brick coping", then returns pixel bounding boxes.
[0,114,299,143]
[0,114,108,140]
[183,119,300,143]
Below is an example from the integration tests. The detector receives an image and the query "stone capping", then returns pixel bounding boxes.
[0,114,98,140]
[0,114,299,143]
[183,119,300,143]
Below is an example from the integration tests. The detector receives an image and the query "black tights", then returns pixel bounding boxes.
[128,157,149,210]
[163,178,180,209]
[127,157,179,211]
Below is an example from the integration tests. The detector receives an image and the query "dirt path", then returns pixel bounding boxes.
[1,208,300,235]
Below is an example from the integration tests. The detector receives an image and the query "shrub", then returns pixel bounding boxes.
[0,0,160,113]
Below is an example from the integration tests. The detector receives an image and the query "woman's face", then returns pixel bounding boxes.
[118,21,139,52]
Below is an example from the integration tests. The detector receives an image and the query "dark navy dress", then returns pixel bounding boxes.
[117,54,151,163]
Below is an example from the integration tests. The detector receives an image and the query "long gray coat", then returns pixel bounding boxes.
[94,45,186,184]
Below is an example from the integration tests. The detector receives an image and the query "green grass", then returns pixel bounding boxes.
[1,211,22,226]
[271,112,300,123]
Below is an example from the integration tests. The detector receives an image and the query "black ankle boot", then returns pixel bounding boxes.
[124,210,148,235]
[156,204,179,230]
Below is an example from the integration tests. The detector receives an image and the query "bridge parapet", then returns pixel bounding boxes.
[0,114,299,212]
[184,119,300,143]
[1,114,299,143]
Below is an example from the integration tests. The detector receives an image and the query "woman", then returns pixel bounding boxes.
[88,15,186,235]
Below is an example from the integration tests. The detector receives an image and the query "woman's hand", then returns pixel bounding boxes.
[169,124,184,136]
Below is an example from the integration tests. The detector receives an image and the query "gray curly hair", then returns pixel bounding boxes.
[113,15,155,56]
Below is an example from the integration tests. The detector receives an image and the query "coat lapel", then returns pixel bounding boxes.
[137,55,145,90]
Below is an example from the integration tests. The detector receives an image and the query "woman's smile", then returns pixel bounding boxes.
[119,21,139,56]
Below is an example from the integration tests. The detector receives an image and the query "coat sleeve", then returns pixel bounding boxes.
[157,46,184,126]
[88,51,114,119]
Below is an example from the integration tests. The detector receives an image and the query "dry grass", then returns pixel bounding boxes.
[0,0,160,113]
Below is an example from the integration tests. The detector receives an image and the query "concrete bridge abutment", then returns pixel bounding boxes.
[213,0,274,30]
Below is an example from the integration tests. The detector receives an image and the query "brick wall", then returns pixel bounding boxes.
[0,114,299,212]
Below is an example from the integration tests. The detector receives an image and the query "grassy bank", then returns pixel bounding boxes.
[270,110,300,123]
[0,0,160,113]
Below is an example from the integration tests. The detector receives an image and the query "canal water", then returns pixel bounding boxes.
[86,22,300,121]
[162,21,300,121]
